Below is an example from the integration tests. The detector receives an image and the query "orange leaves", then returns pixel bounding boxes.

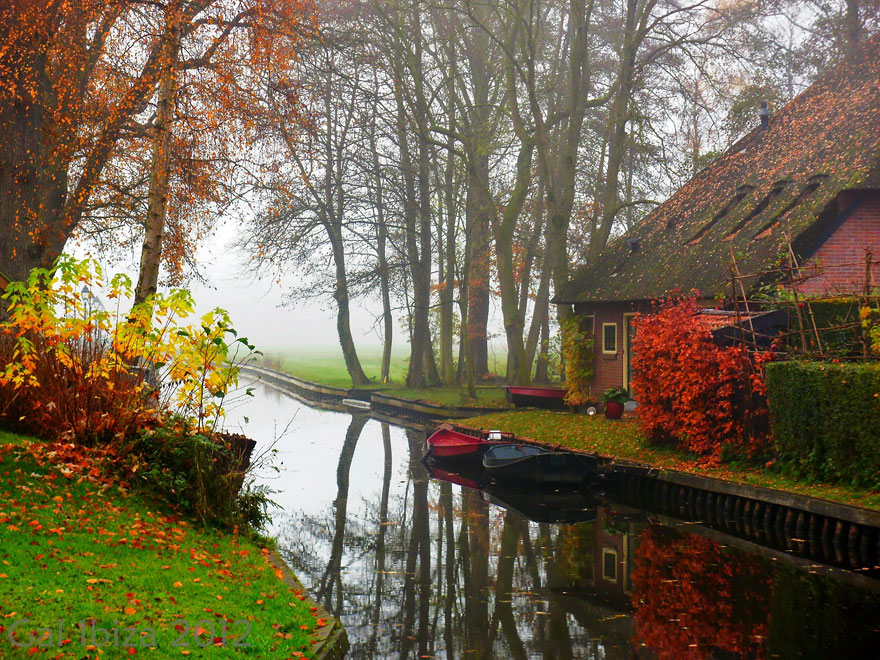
[631,297,772,460]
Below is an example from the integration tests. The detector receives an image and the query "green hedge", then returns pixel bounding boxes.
[766,361,880,487]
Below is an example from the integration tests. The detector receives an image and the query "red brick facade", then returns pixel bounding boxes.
[573,301,647,397]
[799,192,880,296]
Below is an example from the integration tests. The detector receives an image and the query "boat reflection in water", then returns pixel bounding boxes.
[231,382,880,660]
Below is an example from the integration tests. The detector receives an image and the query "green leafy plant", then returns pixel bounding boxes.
[562,315,595,406]
[121,420,273,528]
[766,360,880,488]
[602,387,629,405]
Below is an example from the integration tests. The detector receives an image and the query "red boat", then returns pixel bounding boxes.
[505,385,568,409]
[425,426,508,459]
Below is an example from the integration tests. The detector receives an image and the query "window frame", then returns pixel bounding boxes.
[602,548,618,582]
[602,322,618,355]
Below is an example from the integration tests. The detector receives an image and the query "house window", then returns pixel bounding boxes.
[602,323,618,354]
[602,548,618,582]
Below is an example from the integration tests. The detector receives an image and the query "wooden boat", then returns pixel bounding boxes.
[505,385,568,409]
[482,443,604,485]
[341,398,371,411]
[424,426,508,460]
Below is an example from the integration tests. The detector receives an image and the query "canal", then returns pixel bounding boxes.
[227,381,880,659]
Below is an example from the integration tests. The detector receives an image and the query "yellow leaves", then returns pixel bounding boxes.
[173,581,183,588]
[0,256,255,437]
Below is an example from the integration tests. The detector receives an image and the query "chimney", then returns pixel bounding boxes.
[759,101,769,130]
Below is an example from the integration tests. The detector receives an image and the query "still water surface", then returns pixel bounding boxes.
[227,382,880,659]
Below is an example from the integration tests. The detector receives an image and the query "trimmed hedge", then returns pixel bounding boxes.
[766,361,880,487]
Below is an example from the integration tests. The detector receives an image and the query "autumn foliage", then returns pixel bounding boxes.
[562,315,595,406]
[0,257,257,444]
[631,526,770,659]
[630,297,772,460]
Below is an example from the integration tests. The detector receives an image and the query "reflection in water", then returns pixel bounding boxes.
[228,383,880,659]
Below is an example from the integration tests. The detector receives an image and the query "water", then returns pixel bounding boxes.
[226,382,880,659]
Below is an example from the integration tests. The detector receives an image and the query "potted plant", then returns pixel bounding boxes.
[602,387,628,419]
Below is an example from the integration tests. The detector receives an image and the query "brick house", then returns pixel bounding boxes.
[554,36,880,396]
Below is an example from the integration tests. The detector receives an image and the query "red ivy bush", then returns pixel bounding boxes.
[630,297,772,461]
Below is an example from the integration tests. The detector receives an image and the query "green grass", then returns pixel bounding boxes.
[262,347,514,408]
[0,432,321,658]
[385,386,510,408]
[458,410,880,511]
[264,347,409,389]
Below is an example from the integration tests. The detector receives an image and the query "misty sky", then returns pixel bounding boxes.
[72,216,506,359]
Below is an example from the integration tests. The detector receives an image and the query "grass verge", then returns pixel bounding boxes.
[457,410,880,511]
[0,433,323,658]
[263,349,514,409]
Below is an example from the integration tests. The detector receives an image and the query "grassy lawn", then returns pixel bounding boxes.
[0,433,322,658]
[385,386,511,408]
[262,347,514,408]
[458,410,880,511]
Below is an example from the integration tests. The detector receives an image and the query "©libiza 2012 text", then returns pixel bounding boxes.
[5,618,252,649]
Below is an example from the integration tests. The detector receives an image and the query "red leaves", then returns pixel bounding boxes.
[631,297,772,460]
[631,527,770,659]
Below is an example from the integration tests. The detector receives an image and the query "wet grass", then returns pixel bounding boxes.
[0,432,322,658]
[458,410,880,511]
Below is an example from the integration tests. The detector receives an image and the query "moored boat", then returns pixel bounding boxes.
[505,385,569,409]
[482,443,606,485]
[424,425,510,460]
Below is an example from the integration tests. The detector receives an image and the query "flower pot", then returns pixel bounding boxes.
[604,400,624,419]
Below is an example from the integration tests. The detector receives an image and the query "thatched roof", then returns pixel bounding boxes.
[558,34,880,304]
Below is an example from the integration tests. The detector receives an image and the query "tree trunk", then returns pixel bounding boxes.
[535,308,551,384]
[845,0,861,56]
[369,110,393,383]
[134,7,181,306]
[439,103,457,385]
[0,62,68,289]
[490,138,533,384]
[590,0,637,261]
[466,162,491,379]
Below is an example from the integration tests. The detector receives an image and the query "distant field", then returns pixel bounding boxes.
[258,346,512,408]
[259,346,409,388]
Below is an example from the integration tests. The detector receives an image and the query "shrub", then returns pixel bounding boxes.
[631,297,772,461]
[120,420,272,528]
[0,256,258,443]
[562,314,595,406]
[766,360,880,487]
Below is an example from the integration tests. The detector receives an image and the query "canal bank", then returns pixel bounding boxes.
[241,364,508,424]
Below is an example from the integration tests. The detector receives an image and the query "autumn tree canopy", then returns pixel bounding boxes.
[0,0,315,289]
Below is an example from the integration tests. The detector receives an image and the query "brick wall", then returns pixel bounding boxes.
[573,301,646,395]
[799,193,880,296]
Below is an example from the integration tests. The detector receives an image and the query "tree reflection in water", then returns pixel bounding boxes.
[258,405,880,660]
